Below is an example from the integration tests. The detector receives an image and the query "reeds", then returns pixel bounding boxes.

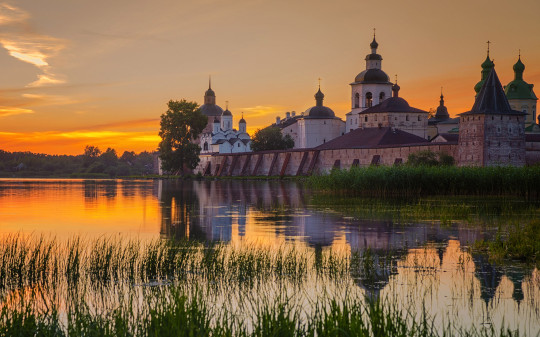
[307,166,540,198]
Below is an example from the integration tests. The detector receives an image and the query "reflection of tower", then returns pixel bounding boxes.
[505,267,529,306]
[472,254,503,309]
[352,249,398,301]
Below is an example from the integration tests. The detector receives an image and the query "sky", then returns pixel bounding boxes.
[1,0,539,155]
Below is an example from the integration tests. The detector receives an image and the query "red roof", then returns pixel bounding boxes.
[316,127,429,150]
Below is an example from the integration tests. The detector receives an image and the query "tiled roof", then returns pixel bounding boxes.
[315,127,428,150]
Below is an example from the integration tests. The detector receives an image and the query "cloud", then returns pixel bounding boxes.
[0,107,33,117]
[0,3,66,87]
[241,105,288,118]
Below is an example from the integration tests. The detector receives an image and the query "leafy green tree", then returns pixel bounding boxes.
[100,148,118,167]
[83,145,101,167]
[158,100,207,175]
[250,127,294,152]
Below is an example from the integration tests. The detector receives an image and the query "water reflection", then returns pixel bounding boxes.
[0,178,538,334]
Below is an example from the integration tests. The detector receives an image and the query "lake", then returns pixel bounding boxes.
[0,178,538,336]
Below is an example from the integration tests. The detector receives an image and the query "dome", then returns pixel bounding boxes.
[315,88,324,100]
[304,105,335,118]
[239,117,246,124]
[354,69,390,84]
[222,109,232,116]
[370,37,378,49]
[513,57,525,73]
[481,55,494,69]
[199,104,223,116]
[205,88,215,97]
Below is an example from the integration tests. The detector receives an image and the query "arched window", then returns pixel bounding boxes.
[379,92,385,101]
[354,93,360,108]
[364,116,368,122]
[365,92,373,108]
[417,115,421,121]
[203,142,208,151]
[406,115,409,121]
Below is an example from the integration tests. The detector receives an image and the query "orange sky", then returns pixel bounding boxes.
[1,0,539,155]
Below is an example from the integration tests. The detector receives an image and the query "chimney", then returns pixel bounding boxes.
[276,116,281,125]
[286,112,291,119]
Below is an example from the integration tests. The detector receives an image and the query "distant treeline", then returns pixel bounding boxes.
[0,146,155,178]
[307,165,540,198]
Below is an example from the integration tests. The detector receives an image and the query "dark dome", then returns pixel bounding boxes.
[304,106,335,118]
[199,104,223,116]
[370,37,378,49]
[239,117,246,124]
[354,69,390,83]
[205,88,215,97]
[361,97,427,114]
[222,109,232,116]
[435,105,449,118]
[513,57,525,73]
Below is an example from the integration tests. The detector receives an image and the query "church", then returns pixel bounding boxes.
[193,33,540,176]
[197,80,252,154]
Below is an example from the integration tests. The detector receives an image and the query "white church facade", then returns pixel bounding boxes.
[197,82,252,154]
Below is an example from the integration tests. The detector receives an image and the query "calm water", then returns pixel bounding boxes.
[0,178,538,335]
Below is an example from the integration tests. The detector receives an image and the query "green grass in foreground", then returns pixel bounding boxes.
[307,166,540,198]
[0,287,523,337]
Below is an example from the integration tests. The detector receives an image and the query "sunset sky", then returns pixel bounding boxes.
[1,0,539,155]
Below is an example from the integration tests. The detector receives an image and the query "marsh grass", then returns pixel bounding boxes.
[307,166,540,198]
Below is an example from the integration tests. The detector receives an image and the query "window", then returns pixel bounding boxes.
[406,115,409,121]
[203,142,208,151]
[418,115,421,121]
[238,143,240,147]
[379,92,385,101]
[354,93,360,108]
[365,92,373,108]
[365,116,368,122]
[374,115,378,121]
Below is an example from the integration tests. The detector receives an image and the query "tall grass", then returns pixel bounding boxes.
[0,235,347,290]
[307,166,540,198]
[0,286,525,337]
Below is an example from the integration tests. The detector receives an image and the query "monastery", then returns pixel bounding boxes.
[193,34,540,176]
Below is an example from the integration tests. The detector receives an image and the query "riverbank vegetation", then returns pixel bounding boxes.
[308,166,540,198]
[0,235,532,336]
[0,147,155,178]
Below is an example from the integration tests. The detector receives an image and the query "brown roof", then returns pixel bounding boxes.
[316,127,429,150]
[360,97,427,114]
[433,133,459,143]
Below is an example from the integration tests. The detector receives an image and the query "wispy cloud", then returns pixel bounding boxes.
[241,105,288,118]
[0,3,66,87]
[0,107,33,117]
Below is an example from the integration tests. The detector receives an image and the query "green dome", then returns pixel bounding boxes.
[475,55,495,95]
[504,56,537,100]
[513,57,525,73]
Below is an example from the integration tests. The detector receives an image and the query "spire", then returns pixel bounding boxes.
[204,75,216,99]
[239,112,246,124]
[513,52,525,80]
[209,75,212,89]
[392,75,400,97]
[475,43,495,95]
[315,80,324,107]
[370,28,378,52]
[470,67,520,115]
[435,87,449,119]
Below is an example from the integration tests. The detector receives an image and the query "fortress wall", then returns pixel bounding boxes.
[195,143,460,176]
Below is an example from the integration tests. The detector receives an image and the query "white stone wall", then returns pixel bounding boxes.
[297,118,345,149]
[359,112,428,139]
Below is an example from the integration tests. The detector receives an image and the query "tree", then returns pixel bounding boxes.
[158,100,207,175]
[407,150,455,166]
[100,148,118,166]
[250,127,294,152]
[83,145,101,167]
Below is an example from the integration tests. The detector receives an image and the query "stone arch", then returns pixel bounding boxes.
[365,92,373,108]
[354,93,360,108]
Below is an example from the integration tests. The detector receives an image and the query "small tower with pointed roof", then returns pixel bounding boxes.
[504,52,538,125]
[458,67,526,167]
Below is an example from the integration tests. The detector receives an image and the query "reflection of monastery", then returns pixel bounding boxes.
[195,34,540,175]
[157,180,534,307]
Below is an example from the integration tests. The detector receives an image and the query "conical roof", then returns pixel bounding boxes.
[464,68,525,115]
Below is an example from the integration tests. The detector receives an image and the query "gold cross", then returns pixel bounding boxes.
[318,77,321,89]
